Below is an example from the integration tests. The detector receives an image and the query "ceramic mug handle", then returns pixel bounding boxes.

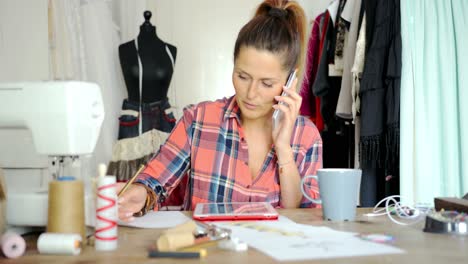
[300,175,322,204]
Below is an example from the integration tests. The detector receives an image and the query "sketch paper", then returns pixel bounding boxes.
[215,217,403,261]
[118,211,191,229]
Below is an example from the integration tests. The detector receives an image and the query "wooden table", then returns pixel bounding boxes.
[10,208,468,263]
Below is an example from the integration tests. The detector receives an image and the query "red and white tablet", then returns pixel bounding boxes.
[192,202,279,221]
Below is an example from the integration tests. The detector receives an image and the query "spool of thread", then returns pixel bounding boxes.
[47,177,86,245]
[98,163,107,178]
[37,233,81,255]
[95,175,118,251]
[157,232,195,251]
[0,232,26,259]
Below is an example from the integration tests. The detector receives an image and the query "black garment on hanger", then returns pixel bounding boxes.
[359,0,401,205]
[359,0,401,173]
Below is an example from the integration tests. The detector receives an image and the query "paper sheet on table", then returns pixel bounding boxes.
[215,216,404,261]
[118,211,191,229]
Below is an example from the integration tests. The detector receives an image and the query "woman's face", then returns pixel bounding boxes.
[233,46,289,122]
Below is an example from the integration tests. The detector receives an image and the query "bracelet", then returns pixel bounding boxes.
[278,159,294,175]
[133,183,157,217]
[278,159,294,167]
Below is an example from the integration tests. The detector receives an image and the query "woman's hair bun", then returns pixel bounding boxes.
[268,7,287,18]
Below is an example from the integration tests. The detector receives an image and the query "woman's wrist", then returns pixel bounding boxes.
[275,145,293,163]
[278,159,294,175]
[278,159,294,166]
[132,183,157,217]
[275,146,294,175]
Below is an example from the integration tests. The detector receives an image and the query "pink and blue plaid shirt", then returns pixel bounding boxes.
[136,96,322,210]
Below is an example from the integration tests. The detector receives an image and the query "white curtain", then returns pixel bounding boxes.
[114,0,146,43]
[49,0,126,172]
[80,1,127,167]
[49,0,87,80]
[400,0,468,205]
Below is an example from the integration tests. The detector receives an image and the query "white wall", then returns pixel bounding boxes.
[0,0,50,190]
[145,0,332,117]
[0,0,49,81]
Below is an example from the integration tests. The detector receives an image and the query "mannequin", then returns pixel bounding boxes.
[116,11,177,139]
[119,11,177,103]
[109,11,178,181]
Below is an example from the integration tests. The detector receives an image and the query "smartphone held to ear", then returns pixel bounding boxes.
[272,69,297,129]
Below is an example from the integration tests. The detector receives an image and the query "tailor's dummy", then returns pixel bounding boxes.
[118,11,177,103]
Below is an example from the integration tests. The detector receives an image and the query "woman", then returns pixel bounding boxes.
[118,0,322,222]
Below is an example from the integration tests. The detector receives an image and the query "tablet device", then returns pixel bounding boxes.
[192,202,279,221]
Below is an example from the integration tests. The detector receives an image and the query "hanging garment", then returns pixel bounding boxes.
[351,14,366,122]
[335,0,361,121]
[299,13,325,131]
[312,10,343,130]
[358,0,401,206]
[334,0,349,71]
[351,12,367,171]
[359,0,401,175]
[312,9,352,169]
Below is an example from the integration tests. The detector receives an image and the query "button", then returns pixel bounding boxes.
[244,161,248,166]
[246,185,250,189]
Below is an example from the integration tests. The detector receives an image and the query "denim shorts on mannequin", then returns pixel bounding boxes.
[118,98,176,139]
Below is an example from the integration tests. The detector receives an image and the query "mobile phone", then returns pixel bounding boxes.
[272,69,297,129]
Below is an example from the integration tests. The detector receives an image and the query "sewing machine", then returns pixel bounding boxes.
[0,81,104,227]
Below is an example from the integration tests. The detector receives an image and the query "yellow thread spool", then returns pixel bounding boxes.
[157,232,195,251]
[47,178,86,245]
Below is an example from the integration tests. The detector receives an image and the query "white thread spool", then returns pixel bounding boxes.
[37,233,81,255]
[95,175,118,251]
[0,232,26,258]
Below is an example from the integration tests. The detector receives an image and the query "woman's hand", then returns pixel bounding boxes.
[271,78,303,208]
[116,183,147,222]
[272,78,301,150]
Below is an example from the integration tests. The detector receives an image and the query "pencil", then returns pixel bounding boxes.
[178,237,225,252]
[148,249,207,259]
[117,164,146,197]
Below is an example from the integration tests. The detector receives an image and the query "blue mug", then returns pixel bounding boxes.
[301,169,362,221]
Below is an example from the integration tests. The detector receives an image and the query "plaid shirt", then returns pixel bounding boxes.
[136,96,322,210]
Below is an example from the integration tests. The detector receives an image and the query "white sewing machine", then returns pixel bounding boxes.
[0,81,104,228]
